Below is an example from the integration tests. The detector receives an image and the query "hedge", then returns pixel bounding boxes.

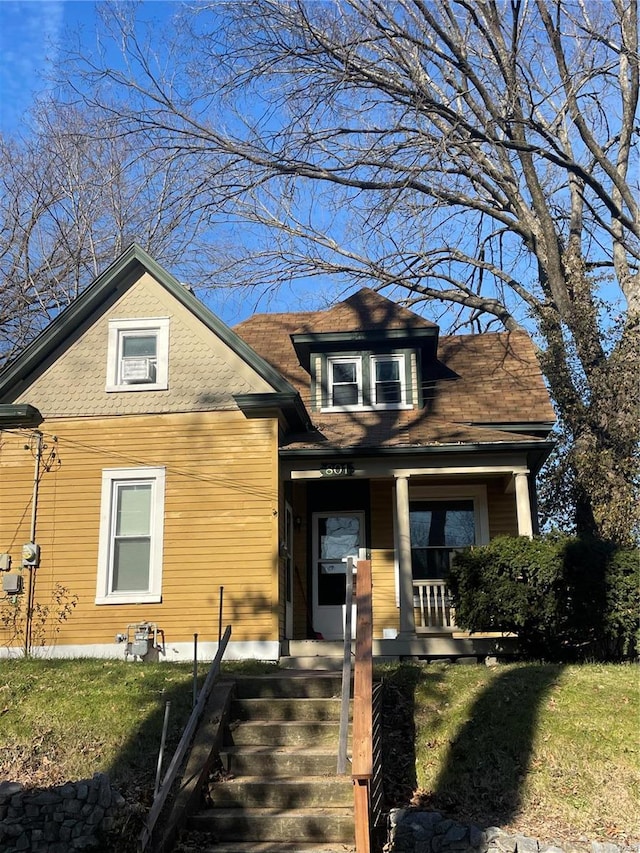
[448,535,639,661]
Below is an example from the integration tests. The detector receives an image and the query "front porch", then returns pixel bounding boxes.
[282,451,539,654]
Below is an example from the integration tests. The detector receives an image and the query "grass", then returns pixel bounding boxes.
[0,657,276,796]
[0,658,637,850]
[380,662,639,848]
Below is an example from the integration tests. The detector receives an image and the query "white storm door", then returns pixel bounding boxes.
[312,511,364,640]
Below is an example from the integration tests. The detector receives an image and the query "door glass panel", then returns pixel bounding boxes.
[317,515,361,605]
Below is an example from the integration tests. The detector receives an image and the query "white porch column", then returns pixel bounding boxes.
[395,474,415,636]
[514,472,534,538]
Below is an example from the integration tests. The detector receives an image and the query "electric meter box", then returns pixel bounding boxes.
[22,543,40,567]
[3,574,23,595]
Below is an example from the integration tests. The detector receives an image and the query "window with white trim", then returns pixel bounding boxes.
[323,353,410,411]
[96,467,165,604]
[106,318,170,391]
[328,357,363,408]
[371,355,405,406]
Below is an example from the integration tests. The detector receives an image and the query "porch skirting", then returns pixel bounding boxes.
[282,635,518,665]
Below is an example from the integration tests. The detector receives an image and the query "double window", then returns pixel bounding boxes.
[106,318,170,391]
[96,467,165,604]
[325,353,408,411]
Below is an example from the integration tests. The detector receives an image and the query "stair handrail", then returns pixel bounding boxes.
[337,555,356,774]
[139,624,232,852]
[352,558,373,853]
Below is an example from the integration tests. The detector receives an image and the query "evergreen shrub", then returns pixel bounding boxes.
[448,534,639,661]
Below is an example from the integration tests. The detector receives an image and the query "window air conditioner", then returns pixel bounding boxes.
[121,357,154,383]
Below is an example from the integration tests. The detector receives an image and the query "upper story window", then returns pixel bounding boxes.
[323,352,410,411]
[106,318,170,392]
[329,357,363,408]
[371,355,404,406]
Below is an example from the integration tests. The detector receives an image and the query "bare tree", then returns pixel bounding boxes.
[0,98,229,364]
[47,1,640,542]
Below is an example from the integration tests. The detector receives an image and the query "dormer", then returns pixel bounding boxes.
[290,289,439,413]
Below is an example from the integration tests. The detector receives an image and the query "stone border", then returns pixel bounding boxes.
[388,809,639,853]
[0,774,125,852]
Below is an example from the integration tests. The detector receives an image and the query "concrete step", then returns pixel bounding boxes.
[188,807,355,843]
[220,746,340,776]
[228,720,342,747]
[208,777,353,809]
[176,843,355,853]
[279,656,346,671]
[231,698,345,722]
[233,674,343,700]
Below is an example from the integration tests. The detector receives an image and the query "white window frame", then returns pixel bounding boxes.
[326,355,363,410]
[323,352,411,412]
[394,484,489,605]
[96,466,166,605]
[370,354,408,409]
[106,317,170,392]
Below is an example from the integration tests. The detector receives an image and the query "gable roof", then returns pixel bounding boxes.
[0,245,306,429]
[294,288,437,333]
[235,291,556,463]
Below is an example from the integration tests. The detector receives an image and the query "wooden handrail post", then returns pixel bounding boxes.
[352,559,372,853]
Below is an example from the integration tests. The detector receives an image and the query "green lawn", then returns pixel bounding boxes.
[0,659,637,849]
[380,662,639,848]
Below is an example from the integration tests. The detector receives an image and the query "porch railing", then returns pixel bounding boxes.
[413,580,456,630]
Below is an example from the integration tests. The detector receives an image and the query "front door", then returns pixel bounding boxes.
[312,511,365,640]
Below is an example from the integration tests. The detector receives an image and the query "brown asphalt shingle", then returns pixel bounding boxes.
[234,289,555,450]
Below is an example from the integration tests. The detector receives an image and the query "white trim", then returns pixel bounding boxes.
[106,317,170,392]
[0,640,281,662]
[96,466,166,605]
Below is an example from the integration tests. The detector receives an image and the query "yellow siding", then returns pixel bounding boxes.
[487,479,519,537]
[370,479,399,636]
[0,411,279,650]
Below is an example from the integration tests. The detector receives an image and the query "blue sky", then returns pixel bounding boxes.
[0,0,175,135]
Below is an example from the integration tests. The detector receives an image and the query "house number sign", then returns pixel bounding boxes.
[321,462,355,477]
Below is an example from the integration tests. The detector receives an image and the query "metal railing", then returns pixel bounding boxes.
[139,625,232,851]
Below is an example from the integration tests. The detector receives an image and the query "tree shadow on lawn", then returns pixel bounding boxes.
[414,663,564,828]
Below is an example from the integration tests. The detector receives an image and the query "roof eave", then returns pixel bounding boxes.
[234,392,311,433]
[0,243,296,402]
[280,438,555,469]
[0,404,43,428]
[291,327,439,371]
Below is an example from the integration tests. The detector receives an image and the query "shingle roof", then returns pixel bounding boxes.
[234,289,555,451]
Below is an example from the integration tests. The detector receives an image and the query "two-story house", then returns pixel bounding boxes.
[0,245,554,661]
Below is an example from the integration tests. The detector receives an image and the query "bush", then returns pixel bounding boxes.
[448,535,639,661]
